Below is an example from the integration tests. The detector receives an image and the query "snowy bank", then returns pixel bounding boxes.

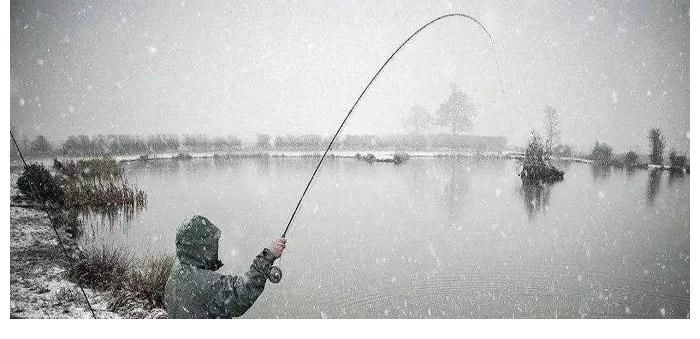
[9,172,165,319]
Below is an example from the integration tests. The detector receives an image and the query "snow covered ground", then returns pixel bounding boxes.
[9,172,165,319]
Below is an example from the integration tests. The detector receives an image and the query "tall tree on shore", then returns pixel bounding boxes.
[402,105,431,134]
[435,85,476,135]
[648,128,664,165]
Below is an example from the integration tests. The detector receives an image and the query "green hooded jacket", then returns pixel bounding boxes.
[164,215,277,318]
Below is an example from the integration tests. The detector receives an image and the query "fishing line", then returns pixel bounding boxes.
[10,130,98,319]
[268,13,508,284]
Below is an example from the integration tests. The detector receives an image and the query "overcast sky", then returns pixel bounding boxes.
[10,0,690,153]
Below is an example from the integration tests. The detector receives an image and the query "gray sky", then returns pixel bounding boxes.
[10,0,690,153]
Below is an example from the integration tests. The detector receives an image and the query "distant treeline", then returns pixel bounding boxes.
[585,128,689,170]
[12,133,508,158]
[11,134,243,157]
[559,127,689,173]
[334,134,507,151]
[262,134,506,151]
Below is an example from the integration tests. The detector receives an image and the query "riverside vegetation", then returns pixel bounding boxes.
[13,158,172,314]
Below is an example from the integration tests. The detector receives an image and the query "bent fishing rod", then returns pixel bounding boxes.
[266,13,507,284]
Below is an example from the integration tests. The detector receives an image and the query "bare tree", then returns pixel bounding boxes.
[402,105,431,134]
[543,105,560,155]
[435,85,476,135]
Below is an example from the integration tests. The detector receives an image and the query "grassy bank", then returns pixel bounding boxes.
[10,160,168,318]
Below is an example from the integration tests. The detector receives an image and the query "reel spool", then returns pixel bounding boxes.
[268,266,282,283]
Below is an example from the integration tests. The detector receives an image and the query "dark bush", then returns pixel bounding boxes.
[173,153,192,160]
[16,164,64,205]
[524,132,547,165]
[590,142,613,165]
[520,132,564,183]
[669,151,688,168]
[623,151,639,167]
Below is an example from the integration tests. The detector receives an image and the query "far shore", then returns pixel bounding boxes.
[12,149,592,166]
[11,149,689,174]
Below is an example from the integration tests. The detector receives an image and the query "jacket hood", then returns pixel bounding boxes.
[175,215,224,270]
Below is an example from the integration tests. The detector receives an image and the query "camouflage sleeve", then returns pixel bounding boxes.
[210,249,276,318]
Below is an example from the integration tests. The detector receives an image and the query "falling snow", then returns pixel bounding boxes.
[8,0,689,321]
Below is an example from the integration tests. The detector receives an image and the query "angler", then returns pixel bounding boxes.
[163,215,286,318]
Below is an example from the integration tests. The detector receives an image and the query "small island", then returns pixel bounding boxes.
[518,106,565,184]
[519,132,564,183]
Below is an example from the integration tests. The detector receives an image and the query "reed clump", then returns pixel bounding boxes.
[57,158,123,182]
[54,158,147,210]
[68,245,133,290]
[62,180,146,209]
[68,245,174,311]
[121,256,174,308]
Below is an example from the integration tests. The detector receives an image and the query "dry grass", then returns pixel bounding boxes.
[68,245,173,312]
[63,180,146,209]
[56,158,124,181]
[55,286,84,303]
[53,158,147,210]
[68,245,132,290]
[122,256,174,308]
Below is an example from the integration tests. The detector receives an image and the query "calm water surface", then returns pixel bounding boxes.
[82,157,690,318]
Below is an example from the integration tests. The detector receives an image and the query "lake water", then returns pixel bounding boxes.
[81,157,690,318]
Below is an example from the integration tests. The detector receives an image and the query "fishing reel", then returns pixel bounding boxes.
[268,266,282,283]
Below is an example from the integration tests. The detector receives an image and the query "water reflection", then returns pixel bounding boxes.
[519,182,553,219]
[81,157,689,318]
[667,169,687,197]
[668,169,686,182]
[646,169,662,205]
[591,164,612,180]
[78,203,146,239]
[625,166,638,177]
[253,157,271,176]
[441,160,471,224]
